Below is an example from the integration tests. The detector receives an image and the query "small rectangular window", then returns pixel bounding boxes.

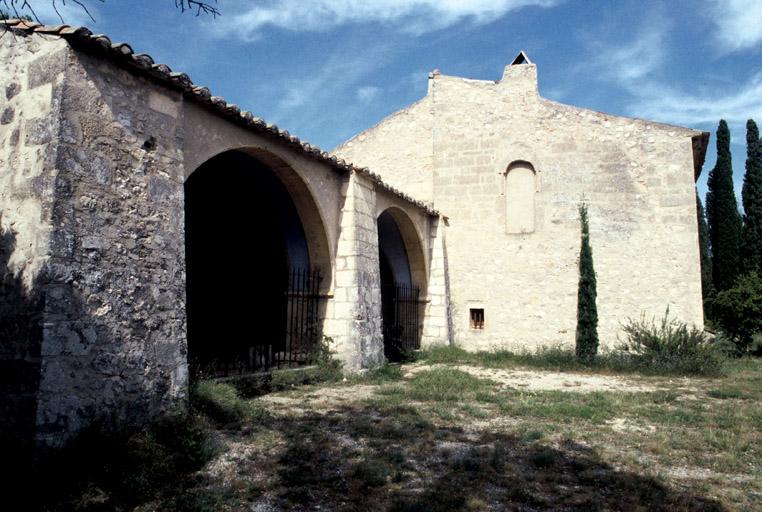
[470,309,484,330]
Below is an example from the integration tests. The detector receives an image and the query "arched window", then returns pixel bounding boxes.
[505,161,537,234]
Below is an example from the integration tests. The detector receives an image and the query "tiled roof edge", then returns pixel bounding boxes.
[2,19,440,216]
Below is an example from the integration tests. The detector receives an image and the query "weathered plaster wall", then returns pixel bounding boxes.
[0,32,66,449]
[34,44,189,445]
[339,63,704,352]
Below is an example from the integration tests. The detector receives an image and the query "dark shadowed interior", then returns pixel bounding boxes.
[378,210,420,360]
[185,151,309,377]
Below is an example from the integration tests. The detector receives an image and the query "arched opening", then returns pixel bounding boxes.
[377,209,426,361]
[505,160,537,234]
[185,150,327,377]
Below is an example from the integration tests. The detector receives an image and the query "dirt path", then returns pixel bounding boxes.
[404,363,662,393]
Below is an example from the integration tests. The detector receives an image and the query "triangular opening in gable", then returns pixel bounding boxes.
[510,51,532,65]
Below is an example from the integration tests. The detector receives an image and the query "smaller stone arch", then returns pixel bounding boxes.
[377,207,428,296]
[504,160,538,234]
[377,207,428,360]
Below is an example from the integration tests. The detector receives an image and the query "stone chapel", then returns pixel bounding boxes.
[0,21,707,447]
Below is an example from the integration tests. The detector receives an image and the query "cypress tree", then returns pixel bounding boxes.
[706,120,742,291]
[741,119,762,273]
[575,202,598,362]
[696,191,714,309]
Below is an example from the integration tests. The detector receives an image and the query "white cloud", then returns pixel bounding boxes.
[592,24,665,82]
[219,0,559,40]
[262,42,394,128]
[628,73,762,127]
[708,0,762,52]
[586,22,762,128]
[356,85,381,102]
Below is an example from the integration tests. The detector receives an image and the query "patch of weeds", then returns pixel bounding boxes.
[529,446,558,468]
[522,429,545,442]
[500,391,616,424]
[707,388,750,400]
[350,405,435,441]
[650,390,680,404]
[417,344,476,364]
[191,380,271,427]
[352,457,391,488]
[349,363,405,384]
[430,404,458,421]
[33,411,221,511]
[381,368,497,402]
[618,309,728,376]
[459,403,490,419]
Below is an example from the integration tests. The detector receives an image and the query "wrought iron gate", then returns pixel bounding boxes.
[381,282,421,360]
[195,268,323,378]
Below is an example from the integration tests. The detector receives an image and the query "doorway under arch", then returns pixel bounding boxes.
[184,150,327,377]
[377,208,427,361]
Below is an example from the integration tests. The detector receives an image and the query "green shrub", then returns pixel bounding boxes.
[36,411,220,510]
[711,272,762,353]
[618,309,726,376]
[418,344,474,364]
[191,381,270,426]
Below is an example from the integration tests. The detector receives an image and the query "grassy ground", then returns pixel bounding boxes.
[37,355,762,511]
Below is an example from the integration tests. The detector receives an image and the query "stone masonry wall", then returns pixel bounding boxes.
[336,98,435,204]
[0,32,67,449]
[35,45,188,445]
[323,171,385,369]
[336,63,704,352]
[421,216,452,347]
[1,31,444,447]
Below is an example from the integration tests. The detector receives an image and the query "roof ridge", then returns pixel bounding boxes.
[1,19,440,216]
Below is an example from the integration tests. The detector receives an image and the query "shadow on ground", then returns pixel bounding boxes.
[18,398,727,511]
[238,403,725,512]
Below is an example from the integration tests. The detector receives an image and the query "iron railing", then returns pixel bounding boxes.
[381,282,421,360]
[194,268,323,378]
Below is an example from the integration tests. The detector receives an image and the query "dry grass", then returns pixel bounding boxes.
[31,359,762,511]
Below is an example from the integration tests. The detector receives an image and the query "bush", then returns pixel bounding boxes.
[711,272,762,353]
[618,309,726,375]
[34,411,220,510]
[191,381,270,426]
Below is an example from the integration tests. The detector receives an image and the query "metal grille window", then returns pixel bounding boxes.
[470,308,485,330]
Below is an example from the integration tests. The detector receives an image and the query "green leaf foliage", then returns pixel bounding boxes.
[575,202,598,362]
[741,119,762,274]
[706,120,743,291]
[711,272,762,353]
[696,191,714,313]
[619,309,726,376]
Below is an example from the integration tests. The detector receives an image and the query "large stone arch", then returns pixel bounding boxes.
[184,147,334,376]
[184,146,333,283]
[182,102,344,294]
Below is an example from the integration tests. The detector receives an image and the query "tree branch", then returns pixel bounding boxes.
[1,0,220,24]
[175,0,220,18]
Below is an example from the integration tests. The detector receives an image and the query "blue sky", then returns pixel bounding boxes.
[23,0,762,202]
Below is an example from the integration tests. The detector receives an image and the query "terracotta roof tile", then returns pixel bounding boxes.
[1,19,439,216]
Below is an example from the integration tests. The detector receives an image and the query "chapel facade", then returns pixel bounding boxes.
[334,53,709,352]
